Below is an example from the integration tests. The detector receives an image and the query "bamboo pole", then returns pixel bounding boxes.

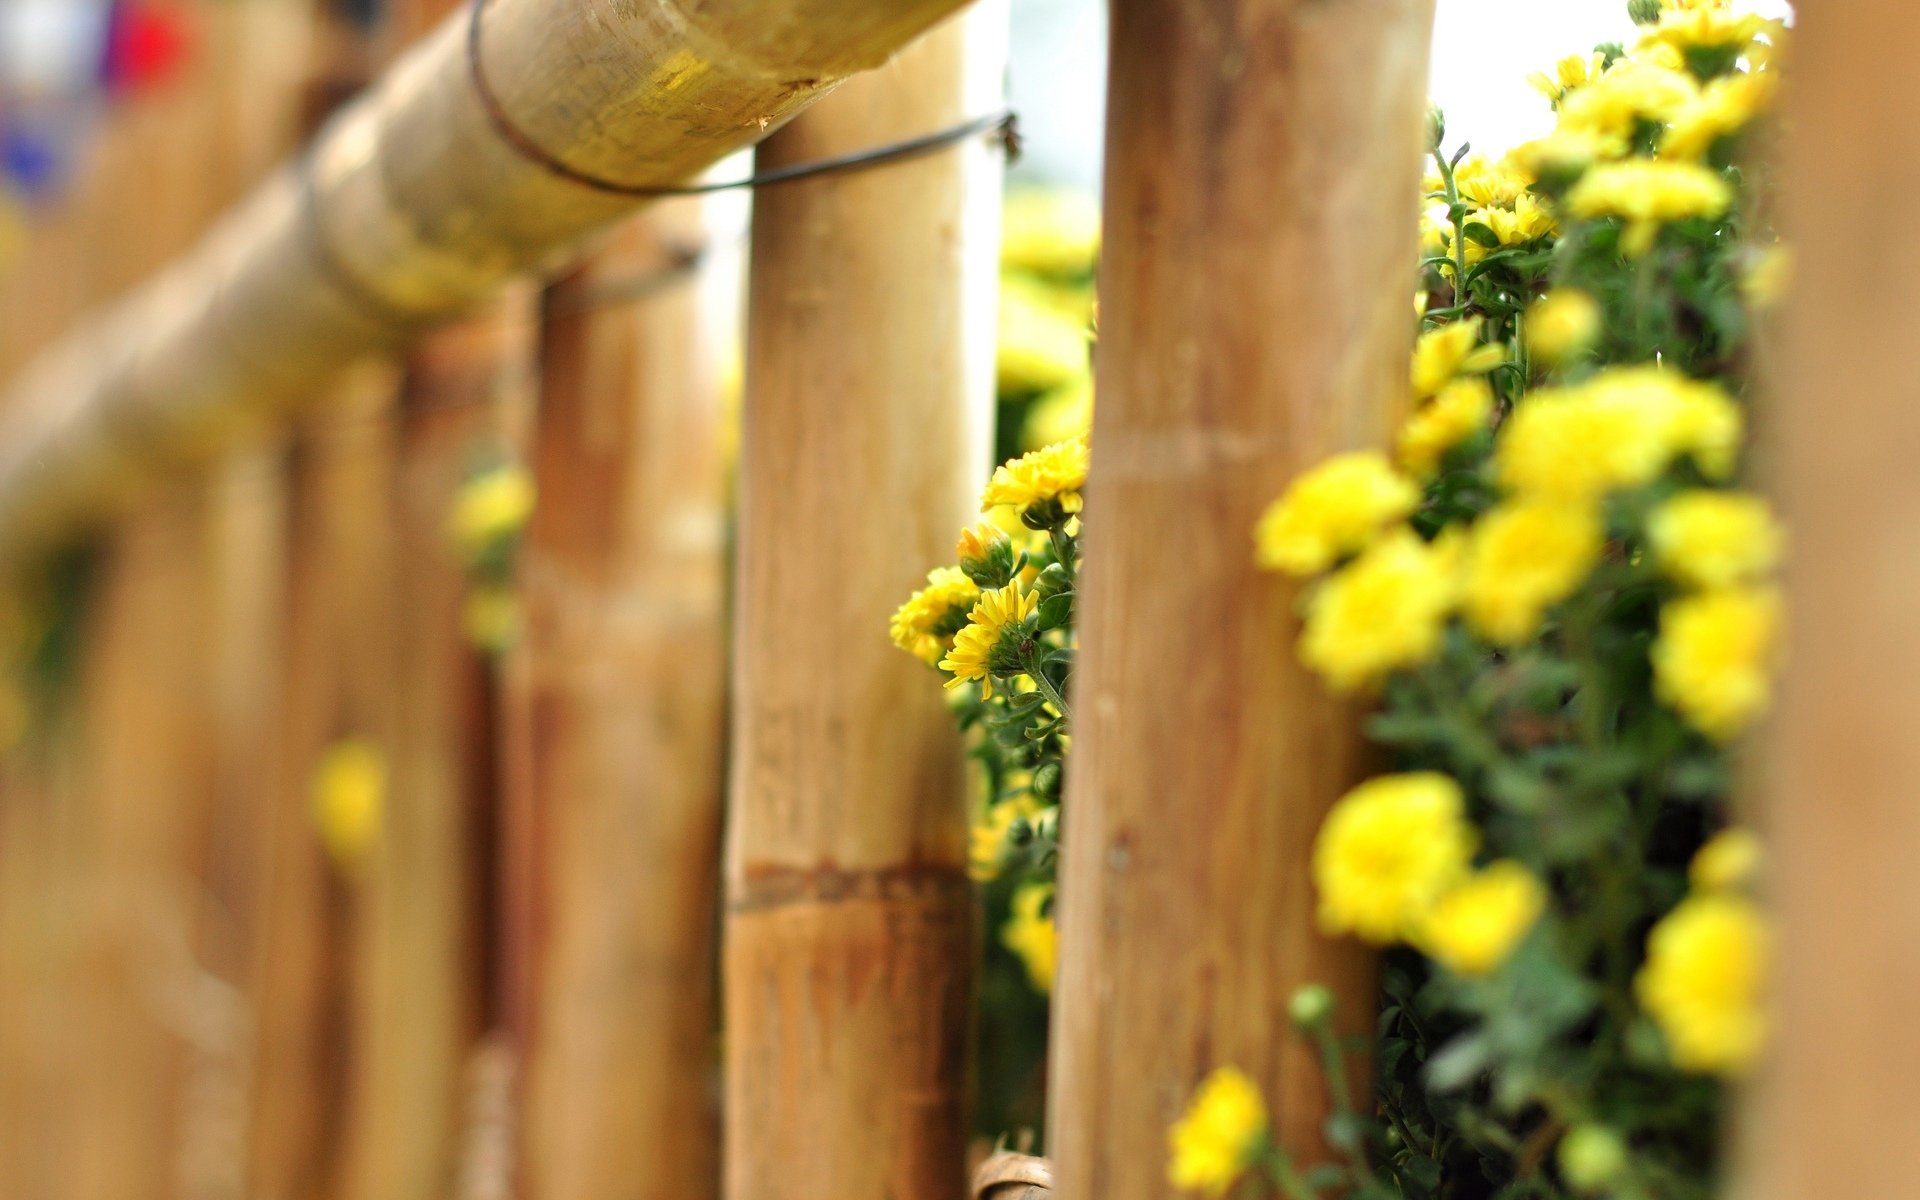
[1047,2,1434,1195]
[722,6,1003,1198]
[517,203,729,1200]
[1742,4,1920,1197]
[0,0,976,566]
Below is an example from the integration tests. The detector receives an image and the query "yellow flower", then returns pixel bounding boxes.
[1398,378,1492,477]
[1474,193,1557,250]
[1740,244,1792,310]
[1525,289,1602,364]
[312,738,385,870]
[1511,129,1623,182]
[1565,159,1733,257]
[1655,373,1743,480]
[1690,827,1763,892]
[890,567,981,666]
[1168,1067,1268,1196]
[1253,452,1420,576]
[1315,772,1475,943]
[1021,375,1094,449]
[448,463,536,560]
[1001,188,1100,278]
[1557,61,1699,144]
[1649,490,1783,590]
[1002,881,1057,993]
[970,795,1038,881]
[940,581,1040,697]
[1301,530,1457,692]
[1636,892,1769,1076]
[981,438,1091,516]
[1664,70,1776,160]
[462,583,522,652]
[1411,318,1506,397]
[1527,51,1609,105]
[1496,378,1674,501]
[1421,861,1548,977]
[1640,7,1770,58]
[1653,585,1781,740]
[998,276,1092,395]
[1463,499,1604,645]
[1453,155,1530,209]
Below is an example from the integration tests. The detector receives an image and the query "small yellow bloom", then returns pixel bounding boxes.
[448,463,536,561]
[1653,585,1781,740]
[1301,530,1458,693]
[1463,499,1604,645]
[1565,159,1733,257]
[1527,51,1609,105]
[1636,892,1769,1076]
[1315,772,1476,943]
[312,738,385,870]
[1664,70,1776,159]
[1511,129,1622,182]
[1453,155,1530,209]
[940,581,1040,698]
[1474,193,1557,250]
[1640,7,1770,58]
[1557,61,1699,144]
[1002,881,1057,993]
[1168,1067,1268,1196]
[970,795,1039,881]
[1421,861,1548,978]
[890,567,981,666]
[1649,490,1783,590]
[1526,289,1602,365]
[1691,827,1764,892]
[1411,318,1506,397]
[1254,452,1420,576]
[1496,379,1673,501]
[1398,378,1493,477]
[981,438,1091,516]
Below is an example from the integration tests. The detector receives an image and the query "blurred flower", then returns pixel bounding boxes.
[1649,490,1783,590]
[1565,158,1733,256]
[1254,452,1420,577]
[998,275,1092,395]
[1528,51,1609,105]
[1421,860,1548,977]
[970,794,1037,881]
[1411,317,1505,397]
[462,583,522,652]
[1301,530,1458,692]
[1691,827,1763,892]
[1525,289,1602,364]
[447,463,535,563]
[1398,377,1492,477]
[1021,375,1093,449]
[1463,499,1603,645]
[1637,892,1770,1076]
[312,738,385,870]
[1314,772,1474,942]
[1001,188,1100,278]
[1167,1067,1268,1196]
[1002,881,1056,992]
[1653,585,1781,740]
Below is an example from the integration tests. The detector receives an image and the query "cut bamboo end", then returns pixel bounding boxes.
[973,1152,1054,1199]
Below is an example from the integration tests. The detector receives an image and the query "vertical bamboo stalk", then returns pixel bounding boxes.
[1743,5,1920,1197]
[1047,2,1433,1195]
[517,203,729,1200]
[723,7,1004,1198]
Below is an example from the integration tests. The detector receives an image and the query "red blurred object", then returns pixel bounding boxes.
[102,1,192,92]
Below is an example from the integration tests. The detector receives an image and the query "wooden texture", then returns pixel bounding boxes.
[0,0,976,563]
[723,7,1004,1198]
[1742,4,1920,1197]
[1047,1,1434,1195]
[517,205,729,1200]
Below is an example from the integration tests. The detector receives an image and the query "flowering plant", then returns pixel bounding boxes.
[1177,2,1788,1197]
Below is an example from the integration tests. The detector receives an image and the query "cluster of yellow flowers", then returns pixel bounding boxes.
[1636,828,1770,1075]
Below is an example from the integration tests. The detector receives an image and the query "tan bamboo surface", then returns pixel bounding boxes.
[515,203,730,1200]
[1047,1,1435,1195]
[0,0,976,567]
[722,5,1004,1198]
[1744,4,1920,1197]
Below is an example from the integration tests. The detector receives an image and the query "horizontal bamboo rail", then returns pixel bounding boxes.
[0,0,972,566]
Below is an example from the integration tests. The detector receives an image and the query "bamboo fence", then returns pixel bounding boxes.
[0,1,1894,1199]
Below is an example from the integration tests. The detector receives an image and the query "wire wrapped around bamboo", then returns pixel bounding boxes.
[0,0,973,566]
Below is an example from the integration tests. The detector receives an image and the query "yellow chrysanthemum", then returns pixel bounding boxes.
[1557,61,1699,143]
[1565,159,1734,256]
[1636,892,1770,1076]
[1655,373,1744,480]
[448,463,536,560]
[1640,7,1771,57]
[981,438,1091,515]
[1301,530,1458,693]
[1472,193,1557,252]
[1527,51,1610,105]
[1691,827,1763,892]
[1421,860,1548,978]
[1000,188,1100,278]
[1496,378,1674,501]
[939,581,1040,697]
[1021,375,1094,449]
[1253,452,1421,577]
[1653,585,1781,740]
[998,276,1092,395]
[1525,289,1602,364]
[312,738,385,870]
[890,567,981,666]
[1511,129,1623,182]
[1002,881,1057,993]
[1453,155,1531,209]
[1168,1067,1269,1196]
[1463,499,1604,645]
[1315,772,1476,943]
[1411,318,1506,397]
[1649,490,1783,590]
[1663,70,1776,160]
[1398,378,1493,477]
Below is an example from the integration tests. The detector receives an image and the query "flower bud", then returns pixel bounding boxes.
[1287,984,1335,1031]
[1033,759,1063,800]
[1558,1125,1629,1193]
[956,522,1016,588]
[1627,0,1662,26]
[1425,104,1446,153]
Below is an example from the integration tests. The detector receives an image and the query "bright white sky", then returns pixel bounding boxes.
[1429,0,1794,153]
